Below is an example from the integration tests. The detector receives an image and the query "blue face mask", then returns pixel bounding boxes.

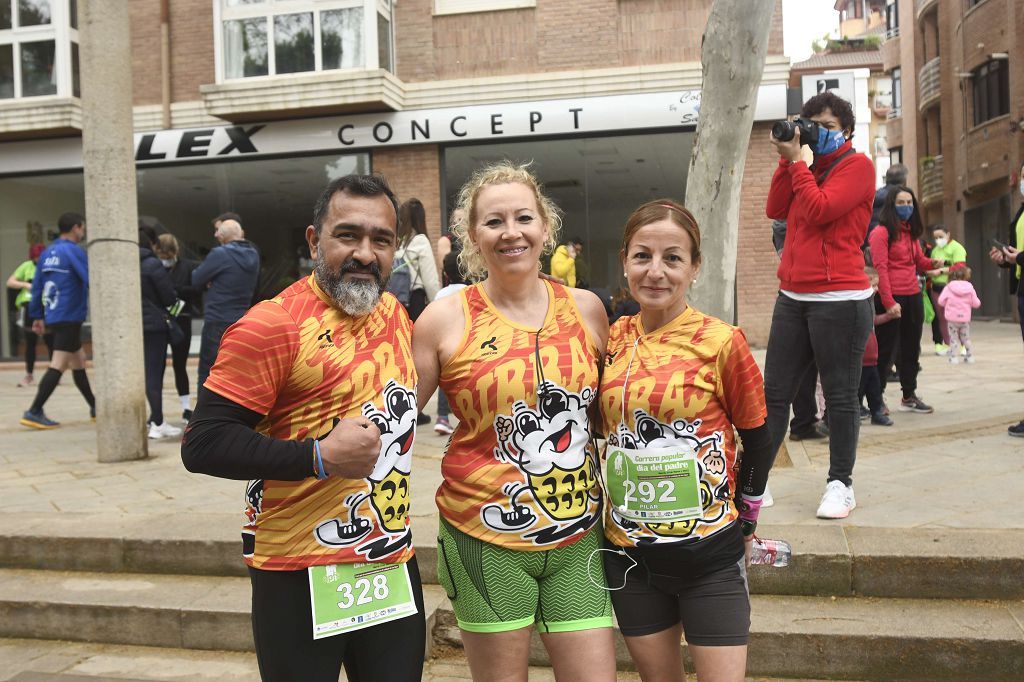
[895,205,914,221]
[814,127,847,155]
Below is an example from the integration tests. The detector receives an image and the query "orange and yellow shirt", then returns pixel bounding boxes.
[599,307,766,547]
[205,276,417,570]
[437,281,602,551]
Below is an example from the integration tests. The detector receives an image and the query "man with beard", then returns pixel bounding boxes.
[181,175,424,681]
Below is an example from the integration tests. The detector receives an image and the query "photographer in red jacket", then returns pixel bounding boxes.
[764,92,875,520]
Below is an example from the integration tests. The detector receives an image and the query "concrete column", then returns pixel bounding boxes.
[79,1,148,462]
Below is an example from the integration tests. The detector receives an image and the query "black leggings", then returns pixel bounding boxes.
[22,319,54,375]
[249,556,425,682]
[874,292,924,399]
[143,329,168,424]
[168,316,191,397]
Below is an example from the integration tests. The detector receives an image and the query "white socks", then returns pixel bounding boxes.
[180,394,192,411]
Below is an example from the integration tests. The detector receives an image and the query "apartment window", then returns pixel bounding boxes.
[972,60,1009,126]
[216,0,393,81]
[433,1,536,15]
[884,0,899,38]
[890,67,902,116]
[0,0,78,99]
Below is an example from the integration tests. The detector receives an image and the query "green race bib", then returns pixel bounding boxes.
[308,561,418,640]
[605,445,702,522]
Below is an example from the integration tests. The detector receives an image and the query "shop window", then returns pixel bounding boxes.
[0,0,77,99]
[218,0,393,81]
[971,60,1009,126]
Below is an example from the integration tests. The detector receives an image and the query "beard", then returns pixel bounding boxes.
[314,246,386,317]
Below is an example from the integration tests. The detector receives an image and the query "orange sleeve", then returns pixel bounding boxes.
[204,301,300,415]
[717,327,767,430]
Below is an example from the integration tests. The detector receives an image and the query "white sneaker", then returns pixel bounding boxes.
[949,356,960,365]
[965,355,975,364]
[148,421,182,439]
[816,480,855,519]
[761,484,775,508]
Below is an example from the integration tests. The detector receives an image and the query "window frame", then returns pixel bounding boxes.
[971,59,1009,127]
[890,66,902,116]
[213,0,393,83]
[0,0,77,100]
[432,0,536,15]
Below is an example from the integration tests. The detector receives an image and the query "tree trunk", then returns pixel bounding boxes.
[80,1,149,462]
[685,0,776,323]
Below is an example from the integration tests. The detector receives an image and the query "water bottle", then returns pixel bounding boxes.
[750,537,791,567]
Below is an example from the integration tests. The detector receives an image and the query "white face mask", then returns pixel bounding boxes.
[934,237,948,248]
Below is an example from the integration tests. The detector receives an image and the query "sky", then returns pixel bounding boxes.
[782,0,841,63]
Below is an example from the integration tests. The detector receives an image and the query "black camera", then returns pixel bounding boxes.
[771,118,821,146]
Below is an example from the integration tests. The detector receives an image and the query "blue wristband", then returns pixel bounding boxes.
[313,439,328,480]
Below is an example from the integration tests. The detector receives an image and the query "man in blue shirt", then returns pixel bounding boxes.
[192,214,260,391]
[21,212,96,429]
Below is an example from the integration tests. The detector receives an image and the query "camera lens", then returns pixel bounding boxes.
[772,120,795,142]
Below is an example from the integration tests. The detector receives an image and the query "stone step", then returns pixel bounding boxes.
[431,595,1024,681]
[2,513,1022,600]
[0,569,448,658]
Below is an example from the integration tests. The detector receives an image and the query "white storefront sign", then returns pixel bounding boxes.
[0,84,787,174]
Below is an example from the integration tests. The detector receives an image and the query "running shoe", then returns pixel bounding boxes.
[434,416,453,435]
[899,396,934,413]
[1008,421,1024,438]
[148,421,183,439]
[934,343,949,356]
[860,405,870,421]
[816,480,856,519]
[949,356,960,365]
[17,374,33,388]
[90,405,96,421]
[21,410,59,429]
[416,412,431,426]
[965,355,975,364]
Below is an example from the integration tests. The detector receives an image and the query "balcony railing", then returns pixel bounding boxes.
[918,57,941,110]
[919,155,944,204]
[886,107,902,120]
[885,25,900,40]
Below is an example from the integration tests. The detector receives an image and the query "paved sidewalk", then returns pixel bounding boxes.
[0,319,1021,539]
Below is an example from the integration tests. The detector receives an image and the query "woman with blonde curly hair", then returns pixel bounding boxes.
[413,161,615,681]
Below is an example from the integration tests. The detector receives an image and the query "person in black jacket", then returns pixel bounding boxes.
[139,225,180,439]
[155,233,200,422]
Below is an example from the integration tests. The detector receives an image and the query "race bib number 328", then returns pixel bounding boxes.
[308,562,418,640]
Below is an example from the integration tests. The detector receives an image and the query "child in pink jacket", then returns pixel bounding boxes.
[937,263,981,364]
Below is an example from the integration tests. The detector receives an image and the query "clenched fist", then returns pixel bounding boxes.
[319,416,382,480]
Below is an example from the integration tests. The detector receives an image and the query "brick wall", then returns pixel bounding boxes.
[372,146,444,245]
[736,122,781,347]
[130,0,214,106]
[536,0,619,71]
[431,8,538,80]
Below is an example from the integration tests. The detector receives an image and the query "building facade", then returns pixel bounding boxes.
[882,0,1024,317]
[1,0,792,358]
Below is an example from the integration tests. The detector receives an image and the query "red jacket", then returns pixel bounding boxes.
[868,223,936,309]
[766,141,875,293]
[862,311,895,366]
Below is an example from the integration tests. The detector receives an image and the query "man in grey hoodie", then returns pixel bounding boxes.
[193,216,260,391]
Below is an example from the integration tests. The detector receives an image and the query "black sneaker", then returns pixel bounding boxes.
[182,409,193,423]
[789,422,829,441]
[417,412,431,426]
[899,396,934,414]
[1009,421,1024,438]
[871,412,893,426]
[860,406,870,421]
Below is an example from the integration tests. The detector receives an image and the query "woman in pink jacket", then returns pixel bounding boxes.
[937,263,981,364]
[868,186,944,413]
